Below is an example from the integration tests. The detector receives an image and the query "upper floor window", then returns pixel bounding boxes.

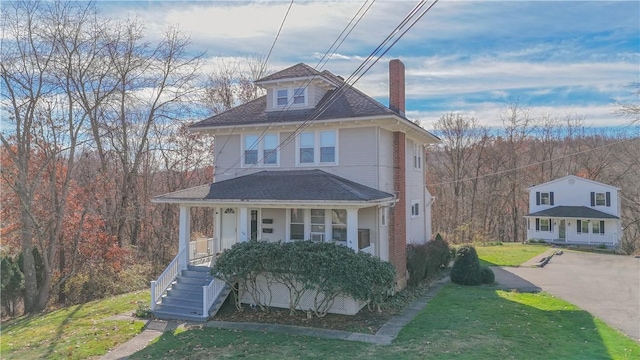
[536,191,554,206]
[243,133,279,166]
[591,191,610,207]
[411,200,420,218]
[413,142,422,170]
[297,130,337,165]
[274,87,307,108]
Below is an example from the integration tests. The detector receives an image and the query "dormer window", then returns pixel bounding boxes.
[274,87,307,108]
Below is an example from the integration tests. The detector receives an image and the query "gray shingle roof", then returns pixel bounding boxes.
[190,83,399,128]
[255,63,321,82]
[153,170,395,203]
[526,206,619,219]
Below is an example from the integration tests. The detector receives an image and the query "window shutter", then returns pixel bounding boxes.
[550,192,554,206]
[535,218,540,231]
[536,192,540,205]
[549,219,553,232]
[600,221,605,234]
[577,220,582,234]
[590,192,595,206]
[606,192,611,207]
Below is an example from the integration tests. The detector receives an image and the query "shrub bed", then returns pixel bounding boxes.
[213,241,396,317]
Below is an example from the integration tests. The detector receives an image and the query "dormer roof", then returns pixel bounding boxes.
[255,63,339,88]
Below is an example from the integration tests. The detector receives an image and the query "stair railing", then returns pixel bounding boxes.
[150,247,187,310]
[203,277,226,316]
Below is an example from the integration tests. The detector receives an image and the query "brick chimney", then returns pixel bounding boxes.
[389,59,405,116]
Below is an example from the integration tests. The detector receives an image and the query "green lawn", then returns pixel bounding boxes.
[131,285,639,360]
[0,290,148,360]
[474,243,550,266]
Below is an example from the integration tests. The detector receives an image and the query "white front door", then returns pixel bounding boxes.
[221,208,237,251]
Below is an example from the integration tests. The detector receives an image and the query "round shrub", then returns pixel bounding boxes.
[480,266,495,284]
[450,245,482,285]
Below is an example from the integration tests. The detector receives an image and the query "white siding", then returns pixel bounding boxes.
[260,208,286,242]
[213,134,241,181]
[308,85,328,108]
[526,219,618,246]
[528,176,619,217]
[405,138,427,244]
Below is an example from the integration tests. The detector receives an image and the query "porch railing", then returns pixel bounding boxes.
[203,277,226,317]
[150,247,186,311]
[189,237,217,267]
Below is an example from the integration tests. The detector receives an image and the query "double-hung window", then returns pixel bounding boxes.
[540,219,550,232]
[244,133,279,166]
[411,200,420,218]
[274,87,306,107]
[310,209,325,242]
[536,191,554,206]
[413,142,422,170]
[332,209,347,242]
[297,130,337,165]
[290,209,305,240]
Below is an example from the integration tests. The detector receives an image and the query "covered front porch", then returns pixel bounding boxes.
[525,206,620,247]
[149,169,396,320]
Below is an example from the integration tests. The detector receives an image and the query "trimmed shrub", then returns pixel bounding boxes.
[450,245,482,285]
[480,266,495,284]
[406,233,452,286]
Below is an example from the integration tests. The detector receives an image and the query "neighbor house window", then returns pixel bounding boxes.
[592,221,601,234]
[274,87,307,107]
[591,191,611,207]
[536,191,554,206]
[540,219,550,232]
[297,130,337,165]
[577,220,589,234]
[332,209,347,242]
[290,209,305,240]
[411,200,420,218]
[244,133,279,166]
[413,142,422,170]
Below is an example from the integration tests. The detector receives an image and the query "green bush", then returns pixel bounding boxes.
[213,241,396,317]
[1,254,24,317]
[450,245,482,285]
[480,266,495,284]
[406,234,452,286]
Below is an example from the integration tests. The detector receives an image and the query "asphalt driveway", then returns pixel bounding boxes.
[500,251,640,342]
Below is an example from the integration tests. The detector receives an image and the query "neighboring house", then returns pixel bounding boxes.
[524,175,621,246]
[148,60,440,320]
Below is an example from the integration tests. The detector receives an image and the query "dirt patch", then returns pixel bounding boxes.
[213,272,448,335]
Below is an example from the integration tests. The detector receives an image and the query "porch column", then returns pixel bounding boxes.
[178,205,190,269]
[347,208,359,251]
[239,207,248,242]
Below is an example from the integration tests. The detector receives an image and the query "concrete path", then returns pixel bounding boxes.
[101,277,450,359]
[497,250,640,342]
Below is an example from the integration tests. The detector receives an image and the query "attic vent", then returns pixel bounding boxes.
[568,179,575,185]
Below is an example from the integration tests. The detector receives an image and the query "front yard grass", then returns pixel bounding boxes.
[131,285,639,360]
[473,242,550,266]
[0,290,148,360]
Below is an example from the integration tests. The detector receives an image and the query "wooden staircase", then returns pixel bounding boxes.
[152,265,231,321]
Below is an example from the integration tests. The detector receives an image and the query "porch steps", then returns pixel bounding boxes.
[152,265,215,322]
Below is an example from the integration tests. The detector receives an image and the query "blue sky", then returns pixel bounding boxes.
[101,0,639,128]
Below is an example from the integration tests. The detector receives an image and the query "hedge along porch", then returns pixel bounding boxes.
[151,170,397,317]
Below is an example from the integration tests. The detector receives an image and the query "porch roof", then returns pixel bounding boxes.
[525,206,619,219]
[152,169,396,206]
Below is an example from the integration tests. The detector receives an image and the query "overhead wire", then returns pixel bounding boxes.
[214,0,378,174]
[222,0,439,176]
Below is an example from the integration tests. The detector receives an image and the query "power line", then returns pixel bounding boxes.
[259,0,294,79]
[225,0,439,176]
[426,136,638,187]
[214,0,378,173]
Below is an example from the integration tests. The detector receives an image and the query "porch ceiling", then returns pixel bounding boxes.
[152,169,396,206]
[525,206,619,219]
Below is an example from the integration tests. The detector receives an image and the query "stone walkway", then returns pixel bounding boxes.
[101,276,450,359]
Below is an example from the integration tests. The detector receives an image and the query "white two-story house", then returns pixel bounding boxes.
[149,60,440,320]
[524,175,621,246]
